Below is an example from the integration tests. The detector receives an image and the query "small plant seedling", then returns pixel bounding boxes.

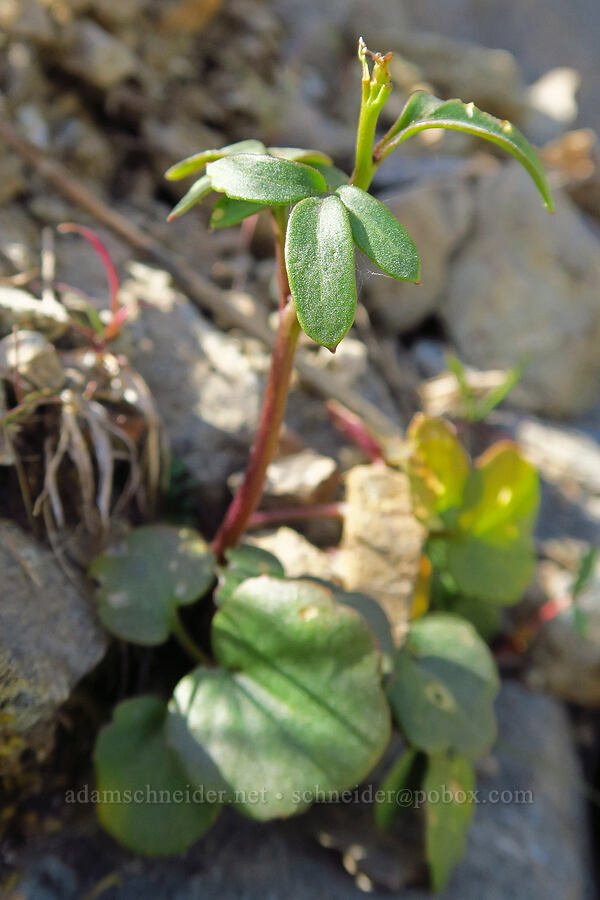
[90,37,553,891]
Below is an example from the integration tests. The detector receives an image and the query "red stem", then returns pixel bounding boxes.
[212,299,301,559]
[247,502,345,531]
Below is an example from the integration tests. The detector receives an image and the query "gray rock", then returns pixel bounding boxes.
[56,20,138,90]
[442,164,600,417]
[10,682,591,899]
[250,526,339,580]
[231,449,339,507]
[0,330,65,393]
[116,264,264,521]
[526,557,600,706]
[118,263,401,526]
[364,175,474,333]
[339,464,425,641]
[0,519,107,772]
[0,286,70,338]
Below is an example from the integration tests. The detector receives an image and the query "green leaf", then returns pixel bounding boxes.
[206,153,327,205]
[165,139,266,181]
[210,196,266,229]
[407,415,470,527]
[336,184,420,282]
[215,543,285,605]
[285,195,357,349]
[379,90,554,211]
[167,577,390,820]
[375,746,420,831]
[424,752,475,892]
[94,696,219,855]
[305,161,350,190]
[90,525,216,645]
[268,147,333,166]
[447,442,539,604]
[167,174,212,221]
[387,613,499,758]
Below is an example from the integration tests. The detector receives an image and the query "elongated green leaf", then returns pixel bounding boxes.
[268,147,333,166]
[375,746,420,831]
[309,161,350,190]
[285,195,356,348]
[210,196,266,229]
[165,139,266,181]
[167,174,212,221]
[206,153,327,205]
[167,577,390,820]
[425,752,475,892]
[336,184,420,282]
[387,613,499,758]
[90,525,215,645]
[380,90,554,211]
[94,697,219,855]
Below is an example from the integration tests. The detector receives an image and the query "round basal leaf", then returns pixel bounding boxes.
[165,139,266,181]
[215,543,285,605]
[336,184,420,282]
[268,147,334,166]
[446,532,536,606]
[303,577,395,660]
[424,752,475,892]
[210,196,266,229]
[382,90,554,212]
[90,525,216,645]
[447,442,539,605]
[167,577,390,820]
[167,174,212,221]
[285,195,357,349]
[94,696,219,856]
[459,442,539,536]
[407,415,470,526]
[305,161,350,190]
[387,613,499,758]
[206,153,327,205]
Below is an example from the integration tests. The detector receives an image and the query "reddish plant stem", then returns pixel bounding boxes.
[212,298,301,559]
[247,502,346,531]
[272,207,290,311]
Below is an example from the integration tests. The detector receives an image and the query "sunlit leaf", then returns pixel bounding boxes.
[94,697,219,855]
[167,577,390,820]
[207,153,327,205]
[167,175,212,221]
[425,752,475,891]
[336,184,420,282]
[285,195,356,348]
[407,415,470,527]
[447,442,539,604]
[378,90,554,211]
[268,147,333,166]
[90,525,215,645]
[387,613,499,758]
[165,139,266,181]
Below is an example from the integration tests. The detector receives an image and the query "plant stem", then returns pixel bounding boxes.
[171,609,210,665]
[272,207,290,311]
[212,297,301,559]
[247,502,346,531]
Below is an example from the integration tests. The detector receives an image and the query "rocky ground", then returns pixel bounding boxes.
[1,0,600,897]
